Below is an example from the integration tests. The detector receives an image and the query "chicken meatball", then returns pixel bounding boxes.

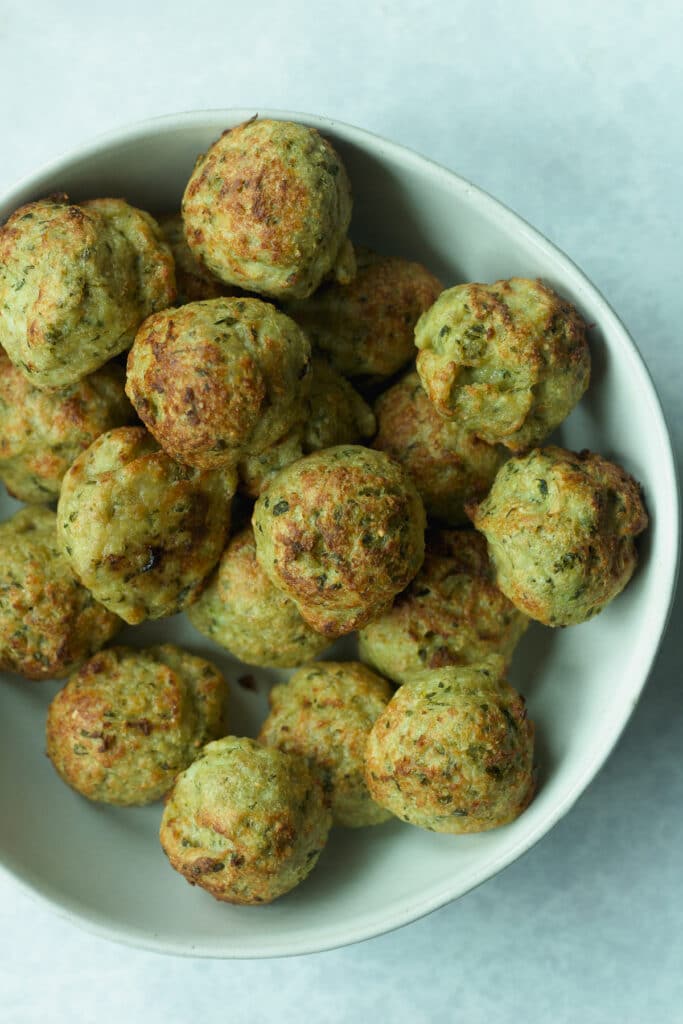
[182,118,354,300]
[159,212,236,304]
[365,663,535,833]
[46,645,226,805]
[159,736,332,904]
[0,194,175,389]
[259,662,394,828]
[415,278,590,450]
[57,426,234,624]
[468,446,648,626]
[252,445,426,637]
[0,506,120,680]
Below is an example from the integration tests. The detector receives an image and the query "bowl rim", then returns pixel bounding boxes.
[0,107,679,959]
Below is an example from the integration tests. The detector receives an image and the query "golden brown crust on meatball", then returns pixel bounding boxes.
[46,645,227,806]
[0,194,175,390]
[57,426,234,625]
[0,351,135,503]
[159,213,238,304]
[359,530,528,684]
[286,248,442,379]
[415,278,590,450]
[0,506,120,680]
[372,370,507,525]
[126,297,311,470]
[365,663,535,833]
[468,446,648,626]
[182,118,354,300]
[159,736,332,904]
[259,661,394,827]
[252,445,426,637]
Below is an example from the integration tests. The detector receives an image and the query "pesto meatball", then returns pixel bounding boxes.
[159,212,236,304]
[259,662,394,828]
[415,278,590,450]
[0,506,120,680]
[0,194,175,390]
[359,530,528,684]
[159,736,332,904]
[237,427,305,499]
[57,426,234,624]
[468,446,648,626]
[188,526,329,668]
[253,446,426,637]
[46,645,227,806]
[365,663,535,833]
[182,118,354,301]
[0,352,135,503]
[286,248,442,380]
[373,370,507,525]
[126,297,311,470]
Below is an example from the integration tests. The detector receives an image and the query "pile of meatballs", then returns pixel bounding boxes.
[0,118,648,906]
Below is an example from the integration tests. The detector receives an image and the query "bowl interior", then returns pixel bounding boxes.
[0,110,677,957]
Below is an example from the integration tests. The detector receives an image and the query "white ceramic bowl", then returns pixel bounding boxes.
[0,110,678,958]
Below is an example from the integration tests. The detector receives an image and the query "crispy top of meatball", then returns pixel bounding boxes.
[159,736,332,904]
[159,212,237,304]
[0,351,135,503]
[286,248,442,379]
[359,530,528,684]
[415,277,590,450]
[182,118,354,301]
[46,645,227,806]
[252,445,426,637]
[365,663,535,833]
[468,446,648,626]
[0,194,175,390]
[188,525,329,668]
[57,426,234,624]
[126,297,311,470]
[373,370,507,525]
[259,661,394,828]
[0,506,120,680]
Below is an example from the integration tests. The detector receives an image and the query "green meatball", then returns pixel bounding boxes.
[159,212,237,304]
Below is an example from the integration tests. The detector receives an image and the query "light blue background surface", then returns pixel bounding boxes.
[1,2,681,1021]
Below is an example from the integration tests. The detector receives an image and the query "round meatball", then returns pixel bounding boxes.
[159,736,332,904]
[0,506,120,680]
[415,278,590,450]
[46,645,226,806]
[365,663,535,833]
[252,445,426,637]
[57,426,234,625]
[188,526,329,668]
[373,370,507,525]
[259,662,394,828]
[0,352,135,503]
[237,427,305,500]
[182,118,354,301]
[359,530,528,684]
[159,212,236,304]
[468,446,648,626]
[126,297,311,470]
[0,194,175,390]
[286,248,442,380]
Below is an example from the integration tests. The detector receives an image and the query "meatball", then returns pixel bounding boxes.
[188,526,329,668]
[237,427,305,500]
[159,212,236,304]
[252,445,426,637]
[365,663,535,833]
[0,352,135,503]
[259,662,394,828]
[126,297,311,470]
[373,370,507,525]
[468,446,648,626]
[57,426,234,624]
[0,506,120,680]
[182,118,354,300]
[286,248,442,380]
[46,645,226,806]
[0,194,175,390]
[415,278,590,450]
[359,530,528,684]
[159,736,332,904]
